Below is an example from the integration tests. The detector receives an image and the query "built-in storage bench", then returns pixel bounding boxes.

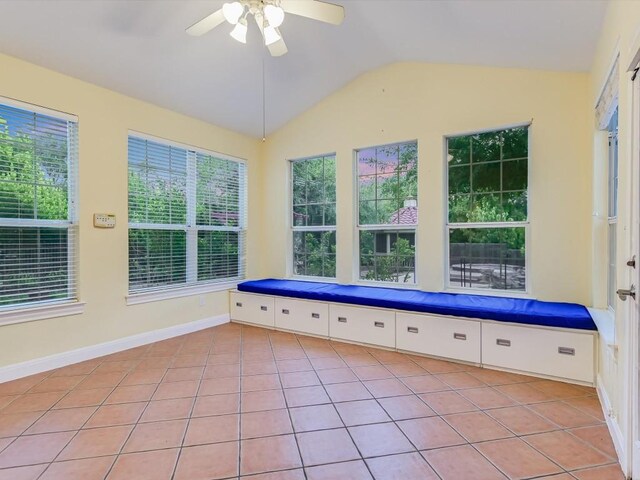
[230,279,598,385]
[396,312,482,364]
[481,322,595,383]
[275,297,329,337]
[230,292,274,327]
[330,304,396,348]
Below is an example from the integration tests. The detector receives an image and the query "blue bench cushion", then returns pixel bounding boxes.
[237,279,596,331]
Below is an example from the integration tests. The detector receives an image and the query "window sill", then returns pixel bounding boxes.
[126,281,239,306]
[355,280,420,290]
[588,307,615,345]
[0,301,86,327]
[444,287,535,299]
[290,275,339,284]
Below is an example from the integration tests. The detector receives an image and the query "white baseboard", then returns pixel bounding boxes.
[0,314,230,383]
[596,374,627,472]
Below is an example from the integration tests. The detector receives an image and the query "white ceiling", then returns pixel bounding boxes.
[0,0,607,138]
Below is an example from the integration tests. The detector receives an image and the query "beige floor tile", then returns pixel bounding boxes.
[397,416,466,450]
[241,435,302,475]
[106,448,179,480]
[524,430,613,470]
[289,404,343,432]
[241,409,292,439]
[39,456,116,480]
[175,441,239,480]
[474,437,563,479]
[139,397,194,423]
[0,463,48,480]
[57,425,133,460]
[122,419,188,452]
[306,460,372,480]
[378,395,436,420]
[349,422,414,457]
[335,399,391,426]
[444,411,514,442]
[423,445,507,480]
[0,431,75,467]
[296,428,360,466]
[184,413,239,445]
[366,452,439,479]
[486,405,558,435]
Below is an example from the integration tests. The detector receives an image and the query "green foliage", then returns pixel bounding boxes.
[358,142,417,225]
[292,156,336,227]
[0,115,71,306]
[448,127,528,253]
[293,230,336,278]
[359,231,415,283]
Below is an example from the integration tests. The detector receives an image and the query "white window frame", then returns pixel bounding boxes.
[354,140,419,288]
[126,131,247,302]
[607,109,619,311]
[444,122,532,296]
[289,153,337,281]
[0,96,82,322]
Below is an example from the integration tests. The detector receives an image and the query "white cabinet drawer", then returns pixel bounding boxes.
[329,304,395,348]
[396,313,481,364]
[230,292,275,327]
[275,298,329,337]
[482,323,595,383]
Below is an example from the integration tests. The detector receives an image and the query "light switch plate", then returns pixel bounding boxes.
[94,213,116,228]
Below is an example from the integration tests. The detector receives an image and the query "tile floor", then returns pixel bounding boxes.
[0,322,625,480]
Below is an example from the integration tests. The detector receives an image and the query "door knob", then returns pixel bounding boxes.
[617,285,636,301]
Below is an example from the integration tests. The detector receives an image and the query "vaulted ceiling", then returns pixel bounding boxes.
[0,0,607,137]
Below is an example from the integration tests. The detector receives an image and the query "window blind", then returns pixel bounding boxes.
[128,135,246,293]
[0,101,78,309]
[596,56,619,130]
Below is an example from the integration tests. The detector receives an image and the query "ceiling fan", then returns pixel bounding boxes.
[186,0,345,57]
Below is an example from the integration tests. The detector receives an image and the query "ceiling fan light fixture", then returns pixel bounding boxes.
[263,24,281,46]
[222,2,244,24]
[230,18,248,43]
[263,4,285,28]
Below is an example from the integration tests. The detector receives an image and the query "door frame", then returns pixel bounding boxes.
[627,48,640,479]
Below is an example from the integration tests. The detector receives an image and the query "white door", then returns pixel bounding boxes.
[629,61,640,479]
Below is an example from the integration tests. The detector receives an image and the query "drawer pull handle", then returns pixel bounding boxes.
[338,317,347,323]
[558,347,575,356]
[407,327,419,334]
[282,309,290,315]
[374,321,385,328]
[260,306,268,311]
[453,333,467,341]
[235,302,243,307]
[496,338,511,347]
[311,313,320,319]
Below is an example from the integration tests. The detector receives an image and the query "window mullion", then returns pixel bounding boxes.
[186,151,197,284]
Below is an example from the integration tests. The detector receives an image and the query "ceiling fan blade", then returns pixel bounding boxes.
[280,0,344,25]
[186,9,225,36]
[268,32,288,57]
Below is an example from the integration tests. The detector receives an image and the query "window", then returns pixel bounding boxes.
[447,126,528,291]
[128,134,246,293]
[291,155,336,278]
[0,100,78,309]
[357,141,417,283]
[608,107,619,309]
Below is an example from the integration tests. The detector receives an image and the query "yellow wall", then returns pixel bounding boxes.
[589,0,640,472]
[262,62,592,304]
[0,52,263,367]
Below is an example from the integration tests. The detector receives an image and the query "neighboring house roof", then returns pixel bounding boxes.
[389,206,417,225]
